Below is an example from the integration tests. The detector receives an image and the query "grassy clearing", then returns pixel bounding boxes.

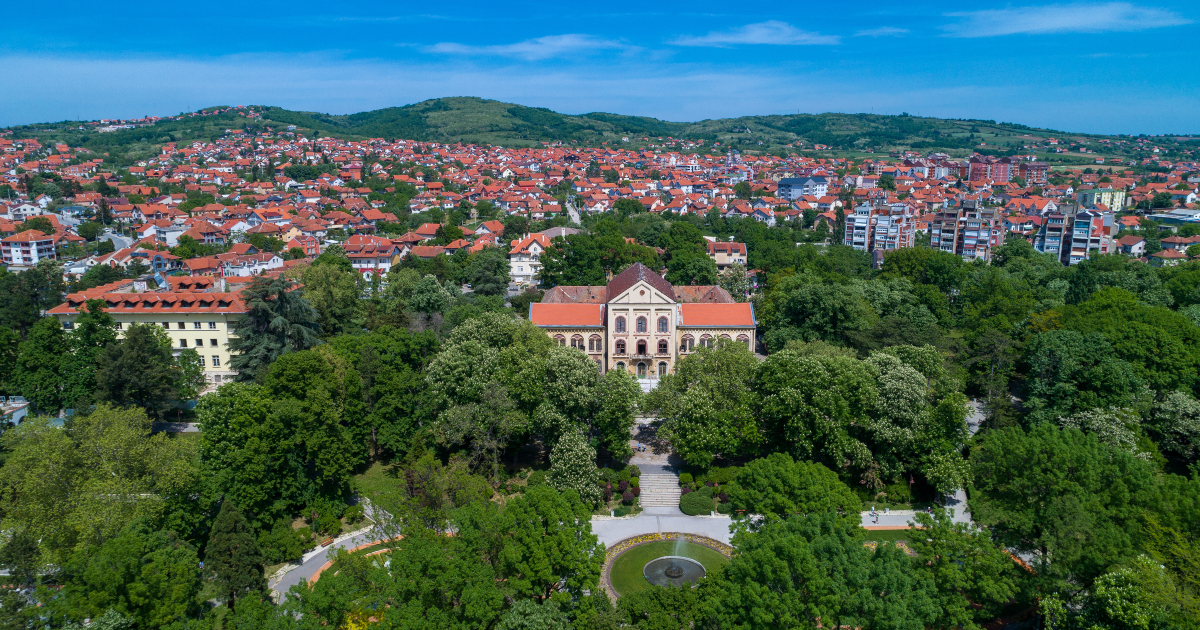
[609,541,729,596]
[354,460,403,507]
[863,529,915,543]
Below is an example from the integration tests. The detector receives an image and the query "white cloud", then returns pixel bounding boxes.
[854,27,909,37]
[428,34,627,61]
[671,21,840,47]
[943,2,1190,37]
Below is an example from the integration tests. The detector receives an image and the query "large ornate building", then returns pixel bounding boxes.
[528,263,756,378]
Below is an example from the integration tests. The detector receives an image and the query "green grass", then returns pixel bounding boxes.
[863,529,914,543]
[609,541,729,596]
[354,461,404,507]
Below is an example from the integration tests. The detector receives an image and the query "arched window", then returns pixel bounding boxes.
[589,335,602,352]
[658,362,668,377]
[637,362,648,378]
[736,334,750,350]
[657,339,669,354]
[571,335,584,349]
[636,340,647,356]
[554,335,566,346]
[615,340,626,354]
[615,316,626,333]
[657,316,669,333]
[721,334,732,340]
[700,334,712,348]
[680,335,694,352]
[616,361,626,372]
[636,317,647,333]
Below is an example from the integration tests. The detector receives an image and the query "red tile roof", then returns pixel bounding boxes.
[529,303,605,327]
[680,303,755,327]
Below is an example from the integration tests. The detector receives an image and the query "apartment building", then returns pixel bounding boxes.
[930,201,1004,262]
[1018,161,1050,185]
[777,177,829,200]
[1032,204,1115,265]
[1,230,56,266]
[844,203,918,253]
[1077,186,1127,211]
[48,277,245,384]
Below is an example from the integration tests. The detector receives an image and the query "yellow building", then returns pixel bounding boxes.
[1077,186,1127,211]
[529,263,756,380]
[49,276,245,385]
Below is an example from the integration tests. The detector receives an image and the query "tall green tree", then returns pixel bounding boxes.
[50,523,202,629]
[908,509,1022,629]
[302,261,361,337]
[499,484,603,599]
[710,513,937,630]
[651,341,761,467]
[94,323,184,417]
[13,317,67,413]
[228,275,321,382]
[728,453,859,522]
[0,405,199,565]
[206,499,266,613]
[970,423,1161,595]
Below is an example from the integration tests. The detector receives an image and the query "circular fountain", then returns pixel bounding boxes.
[643,555,706,587]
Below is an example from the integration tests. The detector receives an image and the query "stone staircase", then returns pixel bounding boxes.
[638,474,682,508]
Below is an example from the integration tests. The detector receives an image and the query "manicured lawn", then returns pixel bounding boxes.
[609,541,729,596]
[863,529,915,543]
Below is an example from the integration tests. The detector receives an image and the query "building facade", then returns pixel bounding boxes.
[930,201,1004,262]
[48,277,245,384]
[777,177,829,200]
[528,263,756,379]
[1,230,56,266]
[508,233,551,286]
[1077,186,1127,211]
[706,241,748,271]
[845,203,918,253]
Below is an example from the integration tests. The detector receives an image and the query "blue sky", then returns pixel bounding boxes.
[1,1,1197,133]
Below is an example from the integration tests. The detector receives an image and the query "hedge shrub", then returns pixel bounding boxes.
[681,491,714,516]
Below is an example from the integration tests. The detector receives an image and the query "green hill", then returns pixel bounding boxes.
[7,96,1186,167]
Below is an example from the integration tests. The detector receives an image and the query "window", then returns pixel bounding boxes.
[636,317,647,333]
[658,362,668,377]
[700,335,712,348]
[657,339,669,354]
[571,335,584,349]
[615,340,626,354]
[615,317,626,333]
[657,317,669,333]
[636,340,647,355]
[616,361,626,372]
[589,336,601,352]
[196,339,204,348]
[193,322,202,329]
[209,339,217,347]
[637,362,647,378]
[199,356,206,367]
[737,334,751,350]
[208,322,217,329]
[115,322,123,330]
[163,322,170,328]
[212,356,220,367]
[554,335,566,346]
[180,339,188,348]
[680,335,694,352]
[176,322,185,330]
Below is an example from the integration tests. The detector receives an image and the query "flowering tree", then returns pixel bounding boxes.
[548,430,603,507]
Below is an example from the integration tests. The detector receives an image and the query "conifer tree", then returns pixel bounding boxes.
[206,499,266,612]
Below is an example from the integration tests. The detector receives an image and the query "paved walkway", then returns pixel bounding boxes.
[268,500,385,601]
[592,508,734,546]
